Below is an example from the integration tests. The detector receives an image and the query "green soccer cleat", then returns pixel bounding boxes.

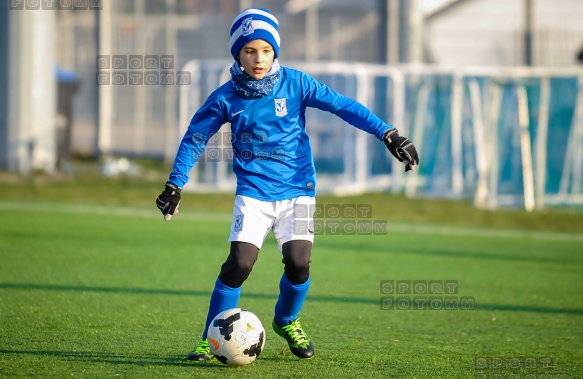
[272,318,314,359]
[185,339,214,362]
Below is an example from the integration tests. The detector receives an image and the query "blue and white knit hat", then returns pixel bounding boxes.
[229,8,280,59]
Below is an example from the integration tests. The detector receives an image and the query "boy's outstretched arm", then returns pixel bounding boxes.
[300,71,419,172]
[154,90,227,221]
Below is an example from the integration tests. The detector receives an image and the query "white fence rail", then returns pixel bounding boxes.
[178,60,583,210]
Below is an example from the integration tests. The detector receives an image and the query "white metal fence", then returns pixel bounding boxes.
[178,60,583,211]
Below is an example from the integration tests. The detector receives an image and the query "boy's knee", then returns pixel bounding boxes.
[219,242,259,288]
[282,240,312,284]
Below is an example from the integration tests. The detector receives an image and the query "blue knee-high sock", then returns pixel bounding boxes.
[274,274,310,326]
[201,277,241,340]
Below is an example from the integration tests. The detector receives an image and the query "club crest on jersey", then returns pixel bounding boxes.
[275,98,288,117]
[233,215,244,232]
[242,18,254,36]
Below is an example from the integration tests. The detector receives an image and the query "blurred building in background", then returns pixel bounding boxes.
[424,0,583,66]
[1,0,582,209]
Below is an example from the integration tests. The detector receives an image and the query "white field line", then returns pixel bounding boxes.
[0,201,232,222]
[0,201,582,243]
[386,223,583,243]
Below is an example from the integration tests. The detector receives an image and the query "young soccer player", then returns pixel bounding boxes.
[156,8,419,361]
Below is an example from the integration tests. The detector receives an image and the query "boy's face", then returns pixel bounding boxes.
[236,39,275,80]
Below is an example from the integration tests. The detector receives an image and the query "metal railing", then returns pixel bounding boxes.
[177,60,583,210]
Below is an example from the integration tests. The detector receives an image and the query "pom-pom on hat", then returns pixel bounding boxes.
[229,8,280,59]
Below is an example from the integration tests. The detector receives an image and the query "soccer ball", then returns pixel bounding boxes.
[207,308,266,367]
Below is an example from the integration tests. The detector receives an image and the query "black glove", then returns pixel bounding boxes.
[383,128,419,172]
[156,182,181,221]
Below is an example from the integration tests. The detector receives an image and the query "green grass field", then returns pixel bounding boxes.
[1,174,582,378]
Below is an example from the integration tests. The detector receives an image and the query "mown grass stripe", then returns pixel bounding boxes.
[1,201,581,243]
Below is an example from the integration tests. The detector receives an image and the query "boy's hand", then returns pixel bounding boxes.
[382,129,419,172]
[156,182,181,221]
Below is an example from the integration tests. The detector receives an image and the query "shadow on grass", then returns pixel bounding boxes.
[1,282,583,315]
[391,247,579,265]
[0,348,302,371]
[0,349,228,368]
[317,239,582,265]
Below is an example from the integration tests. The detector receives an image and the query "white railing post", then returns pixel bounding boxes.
[535,77,550,209]
[569,75,583,197]
[469,79,488,208]
[390,69,407,194]
[486,82,502,209]
[450,72,465,197]
[517,85,535,212]
[354,64,370,191]
[406,78,429,197]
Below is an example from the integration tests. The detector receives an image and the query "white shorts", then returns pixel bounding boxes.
[228,195,316,251]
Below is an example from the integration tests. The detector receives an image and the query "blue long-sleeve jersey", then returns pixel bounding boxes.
[169,66,393,201]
